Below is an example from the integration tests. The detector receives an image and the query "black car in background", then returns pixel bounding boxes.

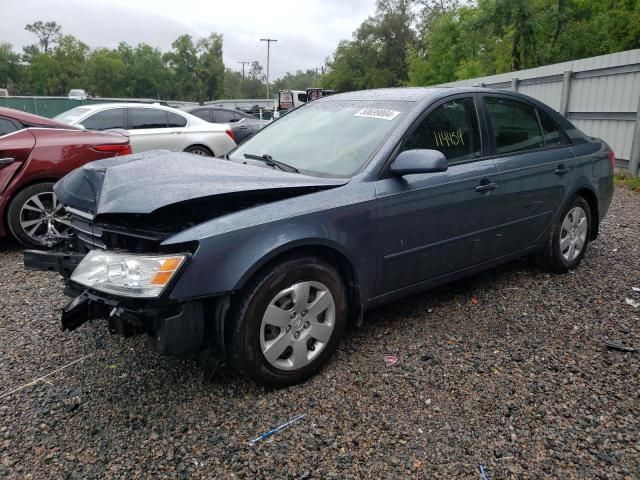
[181,106,264,143]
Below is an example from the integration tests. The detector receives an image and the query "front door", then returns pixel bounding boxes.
[375,95,501,295]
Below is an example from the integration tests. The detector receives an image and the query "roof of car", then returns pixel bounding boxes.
[326,86,507,102]
[0,106,76,128]
[71,103,179,111]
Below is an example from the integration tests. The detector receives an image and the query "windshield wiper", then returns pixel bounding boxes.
[243,153,299,173]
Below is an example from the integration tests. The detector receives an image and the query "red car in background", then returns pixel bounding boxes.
[0,107,131,248]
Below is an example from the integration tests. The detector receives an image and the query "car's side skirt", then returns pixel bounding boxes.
[365,244,542,310]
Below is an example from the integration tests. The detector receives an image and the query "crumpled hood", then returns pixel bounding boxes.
[54,150,348,215]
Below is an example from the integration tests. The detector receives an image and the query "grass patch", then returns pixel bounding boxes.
[614,172,640,193]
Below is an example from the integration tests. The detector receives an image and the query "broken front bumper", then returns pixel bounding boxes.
[24,249,224,358]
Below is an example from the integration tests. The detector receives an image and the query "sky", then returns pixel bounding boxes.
[0,0,376,78]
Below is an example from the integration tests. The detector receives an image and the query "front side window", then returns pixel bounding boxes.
[402,97,481,163]
[0,117,19,136]
[190,110,211,122]
[485,97,543,154]
[229,100,411,177]
[82,108,126,130]
[129,108,167,129]
[212,110,237,123]
[167,112,187,128]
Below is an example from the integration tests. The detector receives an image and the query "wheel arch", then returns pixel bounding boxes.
[184,144,214,156]
[233,240,364,327]
[573,187,599,240]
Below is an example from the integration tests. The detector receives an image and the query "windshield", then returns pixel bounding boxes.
[229,100,411,177]
[54,107,92,125]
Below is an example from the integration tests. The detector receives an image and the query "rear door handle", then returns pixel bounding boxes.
[554,164,570,175]
[475,180,498,192]
[0,157,15,165]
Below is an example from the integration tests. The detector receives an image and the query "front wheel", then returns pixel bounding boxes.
[228,256,347,387]
[538,196,592,273]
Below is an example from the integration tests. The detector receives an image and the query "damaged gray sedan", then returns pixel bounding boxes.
[25,87,614,387]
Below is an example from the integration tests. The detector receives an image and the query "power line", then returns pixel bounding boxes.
[260,38,278,99]
[237,61,251,93]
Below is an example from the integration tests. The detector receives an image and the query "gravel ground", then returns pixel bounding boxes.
[1,187,639,479]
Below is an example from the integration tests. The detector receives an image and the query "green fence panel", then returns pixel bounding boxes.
[0,97,162,118]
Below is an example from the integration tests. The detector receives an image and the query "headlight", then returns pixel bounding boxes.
[71,250,186,298]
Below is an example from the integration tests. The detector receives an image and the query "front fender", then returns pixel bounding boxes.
[165,198,377,302]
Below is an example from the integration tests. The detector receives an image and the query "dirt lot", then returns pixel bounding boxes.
[1,187,638,479]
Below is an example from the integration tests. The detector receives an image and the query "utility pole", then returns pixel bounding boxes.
[238,61,251,95]
[260,38,277,99]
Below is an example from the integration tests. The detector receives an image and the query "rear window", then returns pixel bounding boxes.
[129,108,167,129]
[82,108,126,130]
[539,110,564,147]
[54,107,92,125]
[167,112,187,127]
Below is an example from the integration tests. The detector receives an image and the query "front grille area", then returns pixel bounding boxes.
[69,213,167,253]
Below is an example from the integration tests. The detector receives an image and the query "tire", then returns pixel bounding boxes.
[537,195,592,273]
[184,145,213,157]
[228,255,348,387]
[6,182,72,249]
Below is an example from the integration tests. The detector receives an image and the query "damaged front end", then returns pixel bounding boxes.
[23,151,348,375]
[24,210,228,361]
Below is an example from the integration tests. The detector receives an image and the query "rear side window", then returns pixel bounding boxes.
[81,108,126,130]
[402,97,482,163]
[129,108,167,129]
[167,112,187,128]
[538,110,564,147]
[485,97,543,154]
[0,117,19,136]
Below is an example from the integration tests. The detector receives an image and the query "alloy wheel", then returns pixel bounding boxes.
[19,191,72,246]
[259,281,336,371]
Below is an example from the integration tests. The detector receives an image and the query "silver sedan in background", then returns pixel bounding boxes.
[55,103,237,157]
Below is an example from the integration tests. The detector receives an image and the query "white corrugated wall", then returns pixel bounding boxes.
[435,50,640,164]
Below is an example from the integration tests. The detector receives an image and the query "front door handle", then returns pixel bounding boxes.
[554,164,570,175]
[0,157,15,166]
[475,180,498,192]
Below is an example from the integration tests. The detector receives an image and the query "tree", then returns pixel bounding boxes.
[272,69,319,92]
[24,21,61,53]
[87,49,126,97]
[0,43,22,90]
[50,35,90,94]
[323,0,415,91]
[195,33,225,102]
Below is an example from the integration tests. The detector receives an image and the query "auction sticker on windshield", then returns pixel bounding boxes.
[354,108,401,120]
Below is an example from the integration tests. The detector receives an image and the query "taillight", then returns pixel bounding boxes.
[92,144,132,156]
[607,150,616,169]
[225,129,236,142]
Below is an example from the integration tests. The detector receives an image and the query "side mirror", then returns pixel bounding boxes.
[76,123,86,130]
[389,149,448,176]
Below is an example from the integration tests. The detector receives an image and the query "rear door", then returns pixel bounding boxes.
[375,95,501,294]
[126,107,177,152]
[481,95,576,254]
[0,118,35,194]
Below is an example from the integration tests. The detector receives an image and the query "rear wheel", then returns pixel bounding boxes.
[7,182,72,249]
[228,255,347,387]
[184,145,213,157]
[538,196,591,273]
